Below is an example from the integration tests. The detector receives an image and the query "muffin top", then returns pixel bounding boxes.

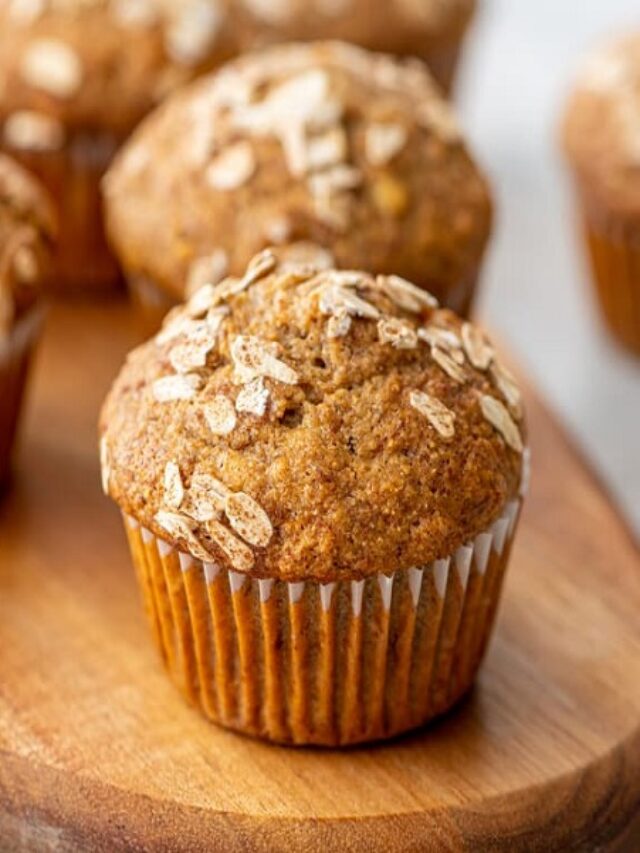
[563,33,640,218]
[104,41,492,311]
[0,153,55,334]
[100,251,525,583]
[0,0,234,142]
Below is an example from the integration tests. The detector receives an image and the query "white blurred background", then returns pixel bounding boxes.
[458,0,640,534]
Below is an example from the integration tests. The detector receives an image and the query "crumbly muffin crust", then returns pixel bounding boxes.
[100,251,525,583]
[104,41,492,310]
[0,152,55,332]
[563,33,640,221]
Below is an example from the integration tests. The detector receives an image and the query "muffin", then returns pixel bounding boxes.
[99,251,528,746]
[562,34,640,355]
[0,153,55,484]
[104,41,493,332]
[0,0,235,294]
[230,0,478,95]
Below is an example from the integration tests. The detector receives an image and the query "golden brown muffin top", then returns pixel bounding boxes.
[0,0,234,141]
[0,152,55,334]
[104,41,492,310]
[563,33,640,219]
[100,251,525,583]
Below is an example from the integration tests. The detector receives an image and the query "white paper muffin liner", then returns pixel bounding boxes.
[121,464,528,747]
[0,304,43,483]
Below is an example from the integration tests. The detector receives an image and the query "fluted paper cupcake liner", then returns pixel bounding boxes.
[581,212,640,355]
[122,477,527,746]
[0,305,43,483]
[7,131,121,294]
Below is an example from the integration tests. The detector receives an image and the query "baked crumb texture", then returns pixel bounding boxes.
[102,251,528,745]
[101,251,525,582]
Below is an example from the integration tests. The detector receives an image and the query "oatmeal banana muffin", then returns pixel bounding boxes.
[562,34,640,355]
[0,0,234,293]
[0,153,55,483]
[104,41,493,329]
[100,251,527,746]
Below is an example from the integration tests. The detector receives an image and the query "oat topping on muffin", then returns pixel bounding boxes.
[0,0,238,293]
[104,41,492,313]
[100,250,524,582]
[20,37,84,98]
[408,389,456,438]
[5,0,222,70]
[0,0,231,140]
[2,109,66,151]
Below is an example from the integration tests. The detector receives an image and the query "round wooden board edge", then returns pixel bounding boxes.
[2,724,639,852]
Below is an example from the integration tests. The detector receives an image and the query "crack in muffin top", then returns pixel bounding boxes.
[100,250,525,582]
[104,40,492,310]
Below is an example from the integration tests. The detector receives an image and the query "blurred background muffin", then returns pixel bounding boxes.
[0,0,233,294]
[0,1,478,296]
[562,33,640,356]
[229,0,478,95]
[100,252,526,745]
[0,153,55,484]
[104,41,492,331]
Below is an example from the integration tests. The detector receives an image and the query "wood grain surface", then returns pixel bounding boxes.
[0,301,639,852]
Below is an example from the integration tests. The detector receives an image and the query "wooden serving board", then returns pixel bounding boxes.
[0,301,639,853]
